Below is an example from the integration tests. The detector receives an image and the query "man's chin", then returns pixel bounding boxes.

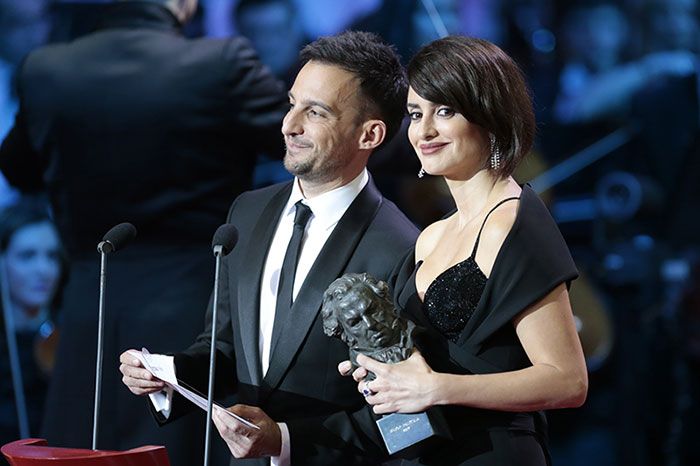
[284,156,312,177]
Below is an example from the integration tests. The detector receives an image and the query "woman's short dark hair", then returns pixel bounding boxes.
[407,36,535,178]
[300,30,408,147]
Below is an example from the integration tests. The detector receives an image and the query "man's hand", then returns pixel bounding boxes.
[213,404,282,459]
[119,349,165,395]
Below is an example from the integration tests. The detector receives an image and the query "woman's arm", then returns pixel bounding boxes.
[357,283,588,414]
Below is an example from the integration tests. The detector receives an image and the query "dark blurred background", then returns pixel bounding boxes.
[1,0,699,464]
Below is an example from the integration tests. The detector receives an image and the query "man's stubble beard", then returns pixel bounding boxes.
[283,149,347,184]
[283,151,314,178]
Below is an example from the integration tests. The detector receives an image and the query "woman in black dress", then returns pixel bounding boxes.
[346,36,588,465]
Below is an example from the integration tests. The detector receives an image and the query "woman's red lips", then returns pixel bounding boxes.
[419,142,448,155]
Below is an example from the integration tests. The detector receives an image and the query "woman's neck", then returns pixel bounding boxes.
[445,171,511,227]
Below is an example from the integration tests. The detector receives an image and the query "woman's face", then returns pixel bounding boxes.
[407,87,489,180]
[3,221,61,311]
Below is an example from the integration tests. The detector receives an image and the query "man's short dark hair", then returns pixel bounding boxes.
[300,30,408,147]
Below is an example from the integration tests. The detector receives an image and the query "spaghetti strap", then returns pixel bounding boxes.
[470,197,520,258]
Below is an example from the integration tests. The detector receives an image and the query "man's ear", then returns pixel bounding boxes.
[358,119,386,150]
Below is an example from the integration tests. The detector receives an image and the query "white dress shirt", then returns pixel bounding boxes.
[262,170,368,465]
[259,169,368,376]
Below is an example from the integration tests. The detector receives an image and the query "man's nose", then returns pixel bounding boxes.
[282,108,302,136]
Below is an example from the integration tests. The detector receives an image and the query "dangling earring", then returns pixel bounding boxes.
[418,167,425,178]
[489,134,500,171]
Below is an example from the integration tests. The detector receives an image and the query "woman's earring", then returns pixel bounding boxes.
[489,134,500,171]
[418,167,425,178]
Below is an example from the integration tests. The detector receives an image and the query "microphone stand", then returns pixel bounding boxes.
[92,242,109,450]
[203,244,224,466]
[0,255,30,439]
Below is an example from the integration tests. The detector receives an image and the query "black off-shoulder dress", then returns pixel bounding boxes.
[390,185,579,466]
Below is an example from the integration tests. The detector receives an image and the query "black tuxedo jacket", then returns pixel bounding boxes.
[171,178,419,465]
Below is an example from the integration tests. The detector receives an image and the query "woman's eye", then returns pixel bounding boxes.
[17,250,36,261]
[437,107,454,117]
[408,111,422,121]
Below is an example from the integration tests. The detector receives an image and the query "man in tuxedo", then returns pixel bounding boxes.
[120,31,418,465]
[0,1,287,464]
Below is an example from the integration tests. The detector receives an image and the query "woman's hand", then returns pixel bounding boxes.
[337,360,354,377]
[355,351,440,414]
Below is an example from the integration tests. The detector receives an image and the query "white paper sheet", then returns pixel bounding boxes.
[133,348,259,430]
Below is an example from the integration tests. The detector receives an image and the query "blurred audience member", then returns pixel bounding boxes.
[352,0,463,64]
[0,199,64,448]
[632,0,699,239]
[0,0,48,139]
[0,0,287,464]
[293,0,380,37]
[553,3,632,124]
[0,0,49,209]
[234,0,309,188]
[644,0,699,53]
[235,0,307,86]
[553,2,696,125]
[544,3,700,466]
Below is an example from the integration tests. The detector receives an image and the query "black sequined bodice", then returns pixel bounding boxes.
[422,258,487,342]
[418,196,520,343]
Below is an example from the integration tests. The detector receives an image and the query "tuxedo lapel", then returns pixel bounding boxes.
[236,183,292,386]
[262,181,384,396]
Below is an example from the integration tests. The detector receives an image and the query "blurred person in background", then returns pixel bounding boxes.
[543,2,700,465]
[0,0,49,210]
[234,0,310,188]
[234,0,307,87]
[0,0,49,139]
[0,199,64,450]
[632,2,700,464]
[0,0,288,464]
[553,1,696,126]
[352,0,463,65]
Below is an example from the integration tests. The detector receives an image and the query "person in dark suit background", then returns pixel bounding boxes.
[120,31,420,465]
[0,0,288,464]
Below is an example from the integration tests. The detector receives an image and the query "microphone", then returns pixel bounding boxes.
[211,224,238,257]
[93,223,137,450]
[97,222,137,254]
[204,224,238,466]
